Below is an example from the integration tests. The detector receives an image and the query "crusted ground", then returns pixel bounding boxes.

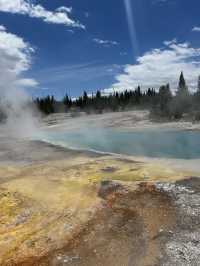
[0,139,199,265]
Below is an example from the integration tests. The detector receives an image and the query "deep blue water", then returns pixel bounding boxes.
[44,129,200,159]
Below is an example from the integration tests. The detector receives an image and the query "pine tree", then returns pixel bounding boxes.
[179,72,186,88]
[177,72,188,95]
[96,90,101,99]
[172,72,191,118]
[83,91,88,106]
[197,75,200,94]
[63,94,72,109]
[158,84,172,116]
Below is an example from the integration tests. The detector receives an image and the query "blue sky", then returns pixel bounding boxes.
[0,0,200,98]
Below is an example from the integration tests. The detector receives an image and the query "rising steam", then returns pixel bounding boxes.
[0,25,40,138]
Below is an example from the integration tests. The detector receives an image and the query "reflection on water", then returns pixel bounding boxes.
[44,129,200,159]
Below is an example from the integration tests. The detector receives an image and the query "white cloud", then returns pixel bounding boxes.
[0,25,6,31]
[56,6,72,14]
[192,26,200,32]
[108,40,200,93]
[0,25,37,90]
[0,0,85,29]
[93,38,119,47]
[15,78,38,87]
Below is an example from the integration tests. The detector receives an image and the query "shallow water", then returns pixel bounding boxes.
[44,129,200,159]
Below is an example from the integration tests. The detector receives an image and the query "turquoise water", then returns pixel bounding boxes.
[44,129,200,159]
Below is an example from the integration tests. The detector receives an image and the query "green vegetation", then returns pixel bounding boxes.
[35,95,55,115]
[35,72,200,120]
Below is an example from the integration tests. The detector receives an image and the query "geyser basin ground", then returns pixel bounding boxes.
[44,129,200,159]
[0,137,195,265]
[0,111,200,265]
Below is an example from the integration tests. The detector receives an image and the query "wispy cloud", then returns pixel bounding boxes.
[33,62,122,87]
[153,0,168,3]
[0,0,85,29]
[152,0,175,5]
[85,12,90,18]
[93,38,119,47]
[107,40,200,93]
[192,26,200,32]
[120,52,128,56]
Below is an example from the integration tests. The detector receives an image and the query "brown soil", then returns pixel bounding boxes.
[21,182,176,266]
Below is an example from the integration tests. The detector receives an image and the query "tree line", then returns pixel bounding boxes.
[35,72,200,120]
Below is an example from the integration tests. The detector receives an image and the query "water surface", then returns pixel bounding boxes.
[44,129,200,159]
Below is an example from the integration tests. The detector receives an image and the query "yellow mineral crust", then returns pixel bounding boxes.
[0,154,191,265]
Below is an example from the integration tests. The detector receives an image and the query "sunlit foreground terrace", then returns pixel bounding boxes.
[0,138,199,265]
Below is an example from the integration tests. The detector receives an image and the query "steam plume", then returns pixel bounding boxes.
[0,25,39,138]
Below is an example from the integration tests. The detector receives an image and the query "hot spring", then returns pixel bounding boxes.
[42,129,200,159]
